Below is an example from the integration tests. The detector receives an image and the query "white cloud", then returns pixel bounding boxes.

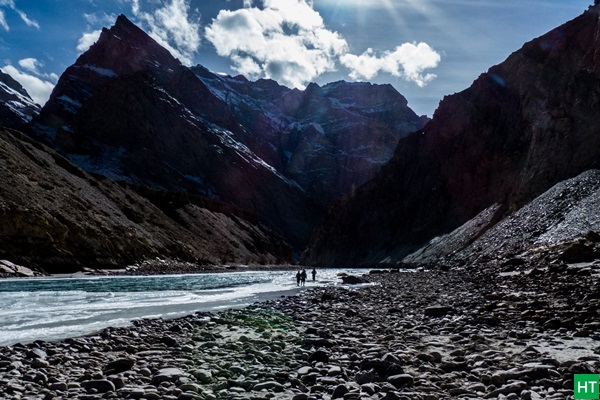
[16,57,59,82]
[340,42,441,87]
[1,64,55,105]
[0,0,39,30]
[18,57,40,73]
[0,9,8,31]
[131,0,202,65]
[16,9,39,29]
[205,0,440,89]
[205,0,348,88]
[77,29,102,53]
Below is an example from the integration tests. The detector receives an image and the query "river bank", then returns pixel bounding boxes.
[0,266,599,399]
[0,269,360,347]
[0,258,303,279]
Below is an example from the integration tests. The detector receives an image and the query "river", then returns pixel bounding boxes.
[0,268,367,347]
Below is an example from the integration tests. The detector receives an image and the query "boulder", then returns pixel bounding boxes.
[0,260,36,277]
[82,379,116,393]
[341,275,369,285]
[103,358,135,374]
[387,373,414,388]
[190,369,213,384]
[424,306,455,317]
[559,242,599,263]
[308,350,329,363]
[356,370,381,385]
[152,367,186,384]
[253,381,285,392]
[484,381,528,398]
[331,384,349,399]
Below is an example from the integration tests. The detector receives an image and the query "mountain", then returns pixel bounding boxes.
[303,5,600,267]
[193,67,426,203]
[30,15,317,248]
[0,127,291,273]
[29,15,425,248]
[0,69,40,130]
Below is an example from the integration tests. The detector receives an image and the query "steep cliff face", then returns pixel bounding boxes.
[304,5,600,266]
[0,69,40,129]
[0,127,291,273]
[30,15,425,248]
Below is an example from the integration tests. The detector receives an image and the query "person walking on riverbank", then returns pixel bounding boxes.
[296,270,301,286]
[300,269,307,286]
[311,268,316,281]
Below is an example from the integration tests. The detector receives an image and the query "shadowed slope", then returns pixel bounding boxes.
[304,5,600,266]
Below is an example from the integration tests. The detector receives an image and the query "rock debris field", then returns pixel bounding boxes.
[1,265,599,400]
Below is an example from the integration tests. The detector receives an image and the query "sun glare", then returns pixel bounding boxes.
[317,0,436,33]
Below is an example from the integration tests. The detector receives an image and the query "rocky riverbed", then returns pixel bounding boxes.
[0,264,599,400]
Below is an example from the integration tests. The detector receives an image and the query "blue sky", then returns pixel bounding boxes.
[0,0,592,116]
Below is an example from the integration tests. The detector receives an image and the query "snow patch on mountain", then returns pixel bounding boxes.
[209,124,305,192]
[57,95,83,114]
[80,65,119,78]
[4,101,34,123]
[0,73,42,130]
[0,81,37,108]
[0,80,39,124]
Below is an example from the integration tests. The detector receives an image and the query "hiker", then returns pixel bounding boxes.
[301,269,307,286]
[311,268,316,281]
[296,270,301,286]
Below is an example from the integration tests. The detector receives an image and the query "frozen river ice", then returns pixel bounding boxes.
[0,268,367,346]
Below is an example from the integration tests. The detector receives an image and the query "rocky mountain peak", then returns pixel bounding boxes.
[75,14,181,77]
[114,13,140,32]
[304,82,321,92]
[322,81,411,111]
[0,69,31,99]
[0,69,40,129]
